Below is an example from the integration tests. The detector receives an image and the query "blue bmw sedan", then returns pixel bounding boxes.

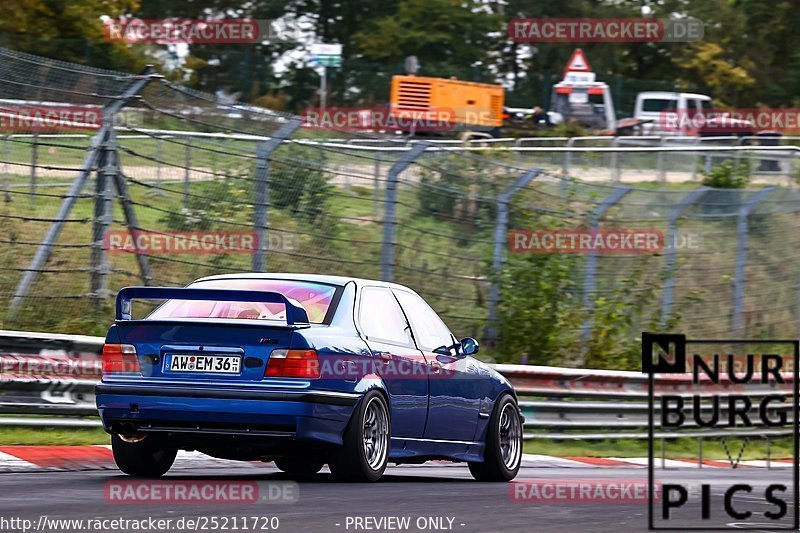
[96,274,523,482]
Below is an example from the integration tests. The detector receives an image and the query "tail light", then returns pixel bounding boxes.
[265,349,320,379]
[102,344,141,375]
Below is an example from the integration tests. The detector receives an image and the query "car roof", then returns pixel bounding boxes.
[193,272,417,293]
[638,91,711,100]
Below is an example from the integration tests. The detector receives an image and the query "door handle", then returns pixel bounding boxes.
[430,361,442,373]
[375,351,392,362]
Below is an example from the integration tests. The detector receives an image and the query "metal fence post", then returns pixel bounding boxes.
[90,122,116,307]
[373,154,382,220]
[732,187,774,334]
[251,118,302,272]
[485,168,542,344]
[610,137,620,182]
[183,138,191,209]
[655,139,666,182]
[380,142,429,282]
[660,186,710,326]
[108,127,153,286]
[563,137,575,175]
[580,186,632,347]
[7,66,155,315]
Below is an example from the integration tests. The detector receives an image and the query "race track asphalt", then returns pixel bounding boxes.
[2,463,796,533]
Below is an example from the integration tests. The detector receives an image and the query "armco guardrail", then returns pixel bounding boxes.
[0,331,792,442]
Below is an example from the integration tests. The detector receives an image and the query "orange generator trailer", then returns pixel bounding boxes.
[389,75,504,134]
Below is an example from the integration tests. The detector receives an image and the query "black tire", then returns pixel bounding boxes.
[329,391,389,482]
[274,456,325,477]
[111,434,177,478]
[469,394,522,482]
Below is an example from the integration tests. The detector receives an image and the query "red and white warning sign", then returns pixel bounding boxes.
[564,49,591,75]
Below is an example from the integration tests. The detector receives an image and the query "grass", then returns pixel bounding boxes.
[523,437,794,460]
[0,426,790,462]
[0,426,110,446]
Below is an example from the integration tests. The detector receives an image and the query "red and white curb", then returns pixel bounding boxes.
[0,448,792,473]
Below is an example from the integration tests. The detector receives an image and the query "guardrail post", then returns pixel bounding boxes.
[660,186,710,327]
[89,120,116,308]
[380,142,429,282]
[732,187,774,334]
[580,186,632,351]
[29,132,38,205]
[485,168,542,344]
[251,118,302,273]
[698,437,703,468]
[7,66,155,316]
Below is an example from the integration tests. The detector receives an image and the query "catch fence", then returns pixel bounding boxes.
[1,48,800,363]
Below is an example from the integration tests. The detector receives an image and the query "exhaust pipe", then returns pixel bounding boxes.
[115,422,146,443]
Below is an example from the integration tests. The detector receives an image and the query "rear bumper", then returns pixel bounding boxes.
[96,382,361,447]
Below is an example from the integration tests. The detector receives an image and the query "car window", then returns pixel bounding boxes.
[394,290,454,352]
[642,98,675,112]
[147,279,339,324]
[359,287,413,346]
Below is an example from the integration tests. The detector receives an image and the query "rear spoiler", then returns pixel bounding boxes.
[115,286,310,325]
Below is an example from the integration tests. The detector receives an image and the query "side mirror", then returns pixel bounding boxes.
[460,337,479,356]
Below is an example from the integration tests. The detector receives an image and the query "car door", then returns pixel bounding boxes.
[393,289,482,442]
[357,286,428,438]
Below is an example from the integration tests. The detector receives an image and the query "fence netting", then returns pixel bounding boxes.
[1,48,799,366]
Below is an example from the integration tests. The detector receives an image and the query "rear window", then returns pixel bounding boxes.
[147,279,340,324]
[641,98,676,112]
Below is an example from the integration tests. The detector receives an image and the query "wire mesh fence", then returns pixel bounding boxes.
[1,48,800,367]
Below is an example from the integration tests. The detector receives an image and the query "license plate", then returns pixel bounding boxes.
[167,354,241,374]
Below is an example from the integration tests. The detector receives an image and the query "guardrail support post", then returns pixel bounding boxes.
[485,168,542,345]
[251,118,302,272]
[698,437,703,468]
[766,437,772,469]
[580,186,632,352]
[732,187,774,334]
[380,142,429,282]
[660,186,710,327]
[8,67,155,316]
